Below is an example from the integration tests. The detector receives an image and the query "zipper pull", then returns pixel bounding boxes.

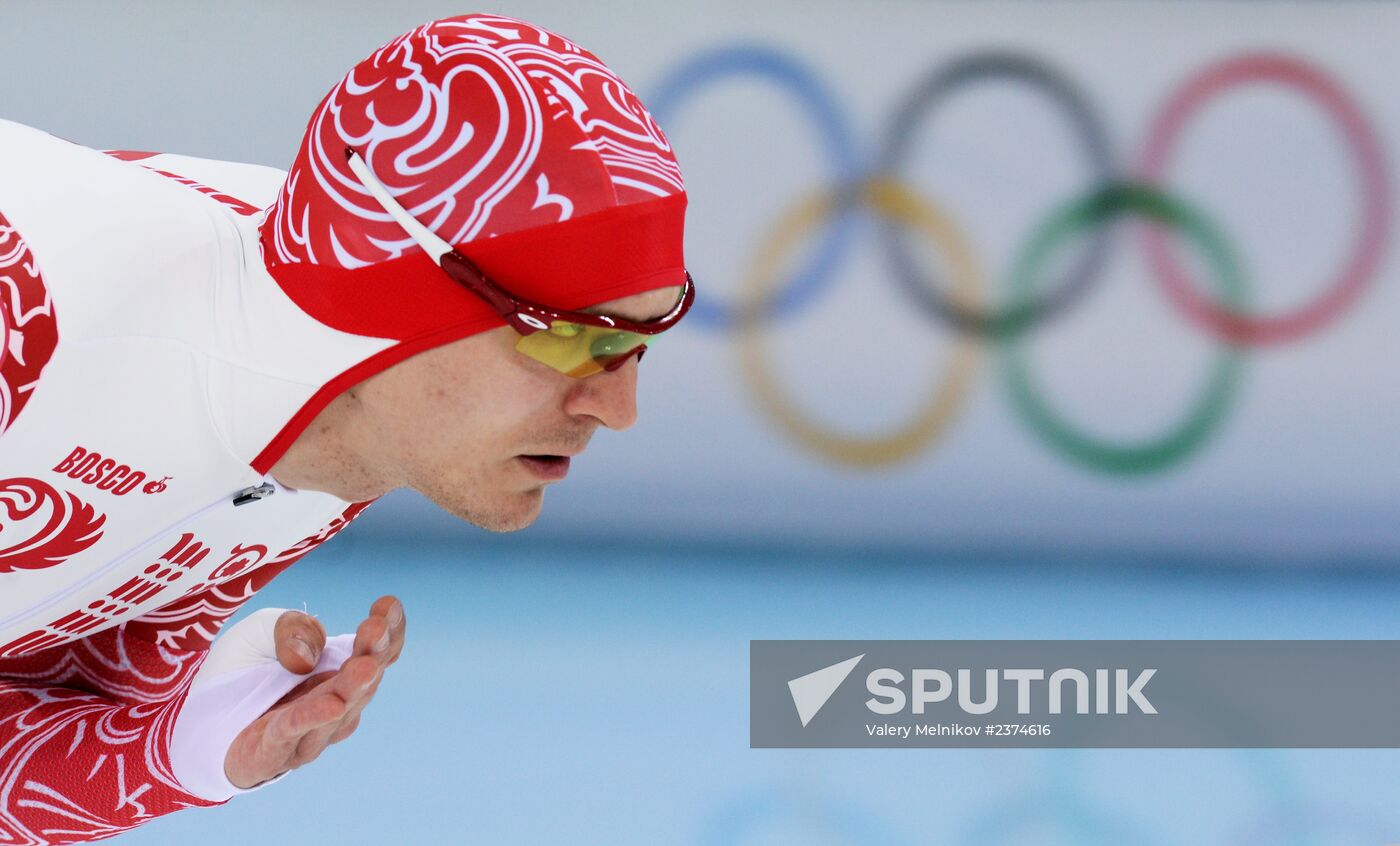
[232,482,276,507]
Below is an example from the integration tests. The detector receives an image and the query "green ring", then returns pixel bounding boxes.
[1004,183,1246,476]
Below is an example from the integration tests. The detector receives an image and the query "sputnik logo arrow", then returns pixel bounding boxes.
[787,654,864,727]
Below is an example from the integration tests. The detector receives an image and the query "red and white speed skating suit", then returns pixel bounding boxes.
[0,11,689,843]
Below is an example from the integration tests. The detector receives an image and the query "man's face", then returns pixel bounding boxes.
[351,285,683,532]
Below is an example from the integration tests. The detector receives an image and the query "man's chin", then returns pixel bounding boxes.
[439,487,545,533]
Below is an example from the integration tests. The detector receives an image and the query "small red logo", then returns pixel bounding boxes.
[53,446,165,497]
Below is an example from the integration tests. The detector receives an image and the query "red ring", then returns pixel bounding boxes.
[1138,53,1391,345]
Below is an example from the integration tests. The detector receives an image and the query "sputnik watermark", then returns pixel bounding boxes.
[752,640,1400,748]
[864,667,1156,715]
[787,654,1157,725]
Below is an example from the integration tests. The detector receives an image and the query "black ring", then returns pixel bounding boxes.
[877,51,1117,338]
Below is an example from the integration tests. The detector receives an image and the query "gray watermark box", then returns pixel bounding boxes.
[751,640,1400,748]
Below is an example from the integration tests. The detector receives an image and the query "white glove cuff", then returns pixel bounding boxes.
[169,608,353,801]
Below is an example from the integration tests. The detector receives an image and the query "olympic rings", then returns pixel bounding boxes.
[1004,184,1245,475]
[650,45,1391,475]
[878,51,1117,339]
[1139,53,1391,345]
[738,179,981,467]
[649,44,863,328]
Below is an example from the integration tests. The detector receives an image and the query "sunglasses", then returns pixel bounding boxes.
[345,148,694,378]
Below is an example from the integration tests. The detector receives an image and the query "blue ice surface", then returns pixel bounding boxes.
[126,530,1400,845]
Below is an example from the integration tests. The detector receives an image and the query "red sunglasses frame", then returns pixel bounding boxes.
[440,250,696,337]
[344,146,694,371]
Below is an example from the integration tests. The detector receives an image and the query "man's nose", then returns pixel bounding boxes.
[563,356,640,431]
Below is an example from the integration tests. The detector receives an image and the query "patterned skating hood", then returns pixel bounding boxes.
[258,14,688,467]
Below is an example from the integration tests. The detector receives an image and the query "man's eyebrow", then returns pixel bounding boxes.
[581,290,683,323]
[581,305,672,322]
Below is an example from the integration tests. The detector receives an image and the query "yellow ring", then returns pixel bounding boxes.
[737,179,983,467]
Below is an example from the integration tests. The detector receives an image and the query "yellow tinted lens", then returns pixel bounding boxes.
[515,322,655,378]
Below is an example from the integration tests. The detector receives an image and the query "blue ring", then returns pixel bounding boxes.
[649,44,863,329]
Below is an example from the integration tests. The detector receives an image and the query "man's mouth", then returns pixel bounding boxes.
[517,454,572,481]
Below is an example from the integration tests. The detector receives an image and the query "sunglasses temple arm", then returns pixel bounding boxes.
[439,251,517,313]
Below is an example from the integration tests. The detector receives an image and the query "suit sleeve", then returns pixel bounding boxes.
[0,500,372,844]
